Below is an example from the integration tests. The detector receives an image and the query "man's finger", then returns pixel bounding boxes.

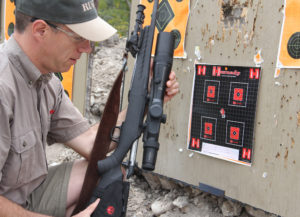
[166,81,179,91]
[167,87,179,96]
[164,88,179,103]
[169,71,176,80]
[86,198,100,214]
[166,72,177,87]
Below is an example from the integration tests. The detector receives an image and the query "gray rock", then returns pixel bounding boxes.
[90,95,95,106]
[190,187,202,197]
[151,198,174,216]
[221,200,243,217]
[142,172,161,190]
[245,205,277,217]
[193,195,208,207]
[164,191,177,201]
[112,33,120,44]
[158,176,178,190]
[173,196,189,209]
[90,103,102,116]
[239,210,252,217]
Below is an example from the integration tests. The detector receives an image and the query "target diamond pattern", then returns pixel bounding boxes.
[156,0,175,32]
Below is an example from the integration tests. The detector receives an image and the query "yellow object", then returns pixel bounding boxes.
[61,66,74,100]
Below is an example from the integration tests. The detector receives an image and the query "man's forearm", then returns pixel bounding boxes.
[65,108,128,160]
[116,108,127,126]
[0,196,50,217]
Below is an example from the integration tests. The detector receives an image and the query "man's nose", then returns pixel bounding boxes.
[78,40,92,53]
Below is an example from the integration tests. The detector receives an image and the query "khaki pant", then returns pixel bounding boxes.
[26,162,73,217]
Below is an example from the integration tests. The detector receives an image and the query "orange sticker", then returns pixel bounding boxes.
[254,49,263,65]
[274,68,281,78]
[140,0,190,58]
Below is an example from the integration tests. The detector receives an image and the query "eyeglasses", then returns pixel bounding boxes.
[31,18,87,43]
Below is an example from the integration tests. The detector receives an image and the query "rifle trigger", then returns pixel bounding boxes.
[110,126,121,143]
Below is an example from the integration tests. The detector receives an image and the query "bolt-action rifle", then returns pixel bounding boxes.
[75,0,175,216]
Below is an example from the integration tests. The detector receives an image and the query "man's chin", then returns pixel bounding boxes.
[59,65,73,73]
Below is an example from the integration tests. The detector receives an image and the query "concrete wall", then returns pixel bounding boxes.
[73,53,90,115]
[125,0,300,216]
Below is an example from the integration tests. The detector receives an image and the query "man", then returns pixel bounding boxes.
[0,0,179,216]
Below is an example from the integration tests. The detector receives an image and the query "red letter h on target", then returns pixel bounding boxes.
[249,68,260,79]
[191,138,200,149]
[197,65,206,76]
[212,66,221,76]
[242,148,251,160]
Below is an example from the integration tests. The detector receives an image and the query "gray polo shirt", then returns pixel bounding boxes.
[0,37,90,206]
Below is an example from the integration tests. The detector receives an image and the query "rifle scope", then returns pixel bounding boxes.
[142,31,175,171]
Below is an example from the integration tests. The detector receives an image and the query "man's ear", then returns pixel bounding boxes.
[31,20,49,39]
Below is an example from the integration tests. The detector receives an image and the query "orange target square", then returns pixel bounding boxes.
[233,88,243,101]
[204,122,213,135]
[230,127,240,140]
[207,86,216,98]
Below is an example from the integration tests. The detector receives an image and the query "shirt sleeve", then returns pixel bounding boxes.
[47,80,90,145]
[0,90,13,182]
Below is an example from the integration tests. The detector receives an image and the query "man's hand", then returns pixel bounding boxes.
[72,199,100,217]
[164,70,179,103]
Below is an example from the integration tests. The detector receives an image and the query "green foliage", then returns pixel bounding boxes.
[98,0,131,37]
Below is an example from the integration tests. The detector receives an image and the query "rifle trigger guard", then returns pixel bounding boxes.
[110,126,121,143]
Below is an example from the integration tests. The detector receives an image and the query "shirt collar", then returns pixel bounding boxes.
[5,36,52,87]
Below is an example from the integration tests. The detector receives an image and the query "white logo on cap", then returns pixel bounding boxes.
[82,0,95,12]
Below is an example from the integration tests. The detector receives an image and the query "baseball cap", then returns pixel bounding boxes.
[15,0,117,42]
